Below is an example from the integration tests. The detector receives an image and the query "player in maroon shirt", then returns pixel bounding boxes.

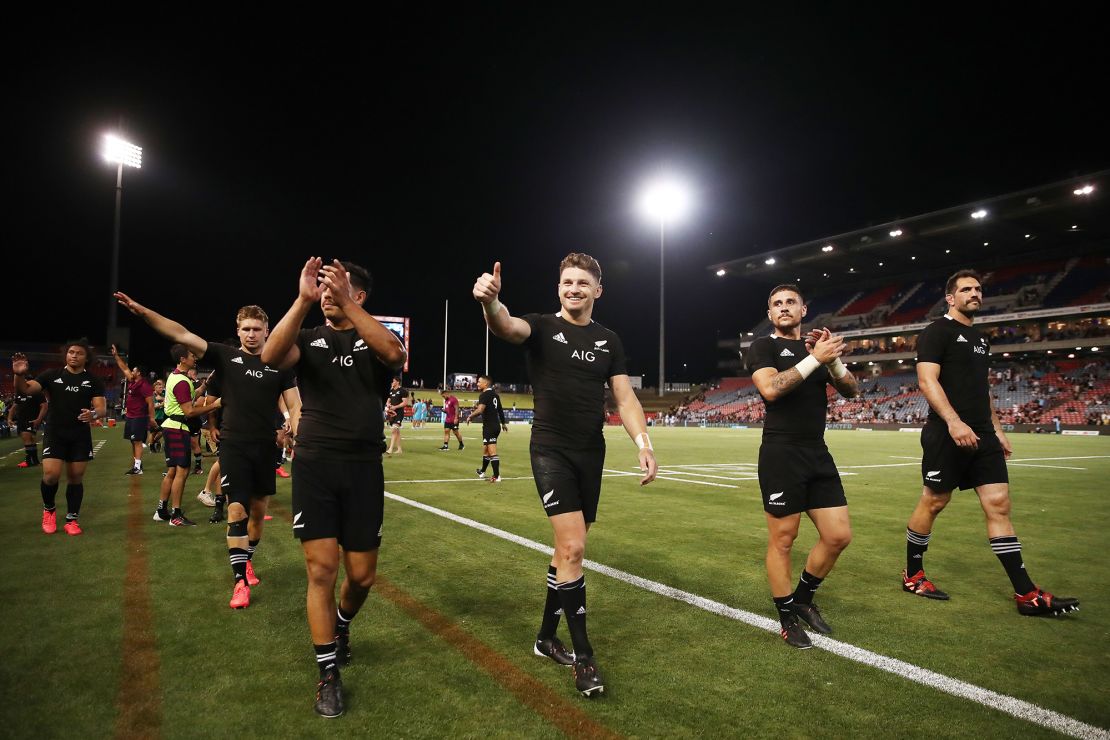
[437,389,464,450]
[111,344,156,475]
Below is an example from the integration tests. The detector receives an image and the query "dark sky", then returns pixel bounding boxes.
[8,11,1109,385]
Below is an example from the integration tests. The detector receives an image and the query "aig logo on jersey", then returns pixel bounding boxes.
[332,355,354,367]
[571,349,597,362]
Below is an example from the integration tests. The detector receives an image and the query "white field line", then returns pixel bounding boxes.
[606,467,742,489]
[389,472,631,485]
[1008,463,1086,470]
[385,491,1108,740]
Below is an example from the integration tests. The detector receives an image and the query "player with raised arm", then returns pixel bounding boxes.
[745,284,860,649]
[261,258,405,718]
[110,344,156,476]
[474,254,657,697]
[12,340,106,535]
[10,371,47,469]
[115,293,301,603]
[902,270,1079,616]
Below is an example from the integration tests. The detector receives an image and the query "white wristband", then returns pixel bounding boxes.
[635,432,653,451]
[483,299,503,317]
[283,411,291,420]
[827,357,848,379]
[795,354,822,380]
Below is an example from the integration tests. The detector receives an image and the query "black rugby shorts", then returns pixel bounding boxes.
[757,440,846,517]
[219,439,278,507]
[292,454,384,551]
[530,443,605,523]
[920,421,1008,492]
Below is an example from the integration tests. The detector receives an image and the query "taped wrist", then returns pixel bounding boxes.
[795,354,822,379]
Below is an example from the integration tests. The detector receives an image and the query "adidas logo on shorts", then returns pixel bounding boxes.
[779,348,794,357]
[310,338,329,349]
[231,356,244,364]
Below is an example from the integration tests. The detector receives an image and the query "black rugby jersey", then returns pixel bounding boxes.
[915,315,993,433]
[476,388,505,430]
[204,344,295,442]
[35,367,106,432]
[522,313,628,449]
[745,335,831,443]
[387,387,408,416]
[13,384,46,425]
[294,325,391,459]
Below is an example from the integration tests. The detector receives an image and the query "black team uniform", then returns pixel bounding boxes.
[745,335,847,645]
[35,367,106,526]
[13,383,47,466]
[387,384,408,428]
[475,386,507,479]
[522,312,627,687]
[292,323,391,712]
[907,315,1080,615]
[203,344,297,596]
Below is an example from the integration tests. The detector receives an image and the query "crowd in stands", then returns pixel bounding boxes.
[665,358,1110,428]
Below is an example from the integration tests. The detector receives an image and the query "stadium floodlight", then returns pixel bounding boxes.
[103,134,142,168]
[1025,234,1031,238]
[716,268,727,277]
[1073,184,1095,195]
[746,332,754,336]
[879,262,884,266]
[764,257,776,265]
[637,174,694,397]
[1093,347,1101,352]
[102,132,143,349]
[983,241,989,246]
[889,229,903,237]
[821,244,834,252]
[945,249,951,253]
[971,209,988,219]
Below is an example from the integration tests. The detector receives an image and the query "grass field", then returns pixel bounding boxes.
[1,424,1107,739]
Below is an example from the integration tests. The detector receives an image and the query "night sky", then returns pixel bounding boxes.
[9,11,1109,385]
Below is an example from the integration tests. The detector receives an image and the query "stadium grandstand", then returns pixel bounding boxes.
[703,172,1109,433]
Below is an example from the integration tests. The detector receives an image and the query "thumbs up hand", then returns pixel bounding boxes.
[473,261,503,305]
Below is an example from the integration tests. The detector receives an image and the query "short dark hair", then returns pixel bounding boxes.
[341,261,372,294]
[945,269,982,295]
[767,284,804,306]
[169,343,191,364]
[479,374,491,384]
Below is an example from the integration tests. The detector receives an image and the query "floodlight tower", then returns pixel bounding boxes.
[102,134,143,344]
[637,177,692,396]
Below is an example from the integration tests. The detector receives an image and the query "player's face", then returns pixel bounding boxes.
[237,318,269,353]
[947,278,982,316]
[65,345,87,370]
[767,290,806,330]
[557,268,602,314]
[154,381,164,393]
[478,377,489,390]
[183,354,198,372]
[320,277,367,321]
[391,379,400,390]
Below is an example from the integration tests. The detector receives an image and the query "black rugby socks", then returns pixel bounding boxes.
[990,536,1036,594]
[555,575,593,658]
[537,565,562,640]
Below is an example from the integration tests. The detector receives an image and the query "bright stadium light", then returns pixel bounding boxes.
[1074,184,1095,196]
[102,132,143,350]
[716,268,727,277]
[971,209,988,219]
[103,134,143,168]
[822,244,834,252]
[637,174,694,396]
[945,249,951,254]
[889,229,903,237]
[764,257,776,265]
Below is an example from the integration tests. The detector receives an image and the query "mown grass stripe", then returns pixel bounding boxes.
[113,476,161,740]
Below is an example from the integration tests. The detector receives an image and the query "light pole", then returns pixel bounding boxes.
[638,177,691,396]
[102,134,142,346]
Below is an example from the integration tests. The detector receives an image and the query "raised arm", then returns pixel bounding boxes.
[262,258,323,369]
[473,262,532,345]
[609,374,658,485]
[917,361,979,449]
[110,344,130,376]
[752,333,845,402]
[11,354,42,396]
[114,292,208,358]
[319,260,407,368]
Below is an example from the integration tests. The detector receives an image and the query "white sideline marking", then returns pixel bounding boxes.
[385,490,1108,740]
[1008,463,1086,470]
[606,467,743,489]
[389,472,630,485]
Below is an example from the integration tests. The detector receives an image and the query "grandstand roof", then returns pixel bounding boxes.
[708,171,1109,288]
